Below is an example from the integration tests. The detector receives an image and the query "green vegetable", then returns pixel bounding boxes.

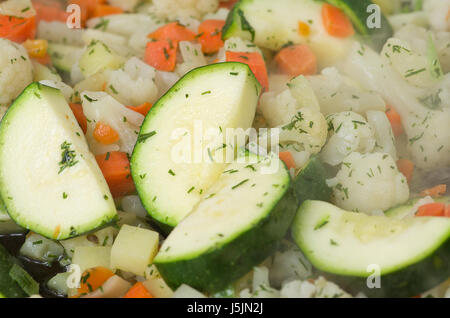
[154,152,296,293]
[292,200,450,297]
[9,263,39,296]
[0,83,117,240]
[0,244,28,298]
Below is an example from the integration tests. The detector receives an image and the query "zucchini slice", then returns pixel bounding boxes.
[0,83,117,240]
[131,63,261,228]
[292,200,450,297]
[154,152,296,293]
[222,0,356,67]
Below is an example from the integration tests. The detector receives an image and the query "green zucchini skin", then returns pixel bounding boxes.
[0,244,27,298]
[156,188,297,294]
[323,0,393,50]
[293,156,332,206]
[319,238,450,298]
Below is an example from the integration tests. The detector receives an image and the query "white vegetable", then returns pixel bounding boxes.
[121,195,148,218]
[314,277,351,298]
[381,38,437,87]
[149,0,219,21]
[269,241,313,288]
[342,42,450,170]
[47,272,71,296]
[32,61,62,82]
[37,21,84,46]
[105,57,158,106]
[250,266,280,298]
[388,12,429,32]
[81,275,131,298]
[366,110,397,160]
[81,91,144,155]
[172,284,207,298]
[321,111,376,166]
[0,0,35,18]
[60,226,117,258]
[82,29,131,58]
[72,246,112,273]
[155,70,181,98]
[280,280,316,298]
[142,265,174,298]
[204,7,230,20]
[175,41,207,77]
[73,72,107,99]
[423,0,450,31]
[19,233,64,263]
[0,39,33,107]
[329,152,410,214]
[110,225,159,276]
[307,67,386,116]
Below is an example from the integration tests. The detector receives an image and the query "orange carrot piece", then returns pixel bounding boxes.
[225,51,269,92]
[91,5,123,18]
[145,40,178,72]
[420,184,447,197]
[74,267,115,297]
[386,106,404,137]
[197,20,226,54]
[445,205,450,218]
[148,22,196,43]
[321,3,355,38]
[279,151,296,170]
[95,151,135,197]
[416,202,445,217]
[93,122,120,145]
[274,44,317,77]
[397,159,414,184]
[123,282,154,298]
[127,102,152,116]
[0,15,36,43]
[69,103,88,134]
[32,0,70,24]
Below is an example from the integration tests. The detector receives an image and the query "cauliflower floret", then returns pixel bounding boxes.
[321,111,376,166]
[104,57,158,106]
[0,39,33,107]
[342,42,450,170]
[423,0,450,31]
[328,152,409,214]
[307,67,386,116]
[81,91,145,156]
[149,0,219,21]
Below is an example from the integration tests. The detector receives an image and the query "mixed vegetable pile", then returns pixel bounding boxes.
[0,0,449,299]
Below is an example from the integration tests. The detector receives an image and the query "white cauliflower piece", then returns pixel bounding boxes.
[175,41,207,77]
[37,21,84,46]
[0,39,33,107]
[105,57,158,106]
[277,108,328,155]
[328,152,409,214]
[307,67,386,116]
[321,111,376,166]
[0,0,35,18]
[342,42,450,170]
[313,277,352,298]
[423,0,450,31]
[149,0,219,21]
[366,110,397,160]
[81,91,144,156]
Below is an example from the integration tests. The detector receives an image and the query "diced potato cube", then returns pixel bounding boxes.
[72,246,111,273]
[110,225,159,276]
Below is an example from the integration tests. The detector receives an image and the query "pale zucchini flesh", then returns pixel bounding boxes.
[0,83,117,240]
[131,63,261,228]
